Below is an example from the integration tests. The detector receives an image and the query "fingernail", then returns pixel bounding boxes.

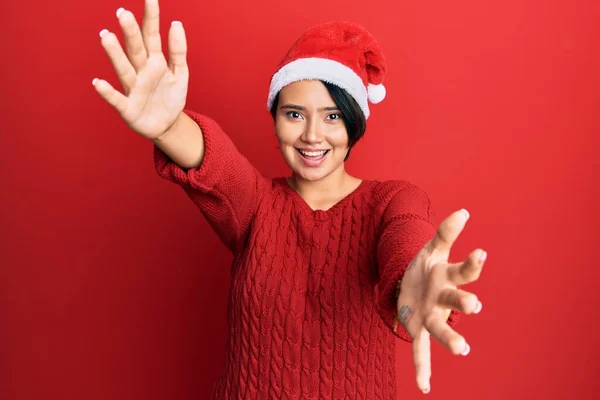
[172,20,183,26]
[461,343,470,356]
[422,386,430,394]
[92,78,98,86]
[116,7,125,18]
[479,251,487,264]
[460,208,470,220]
[99,29,109,38]
[474,301,482,314]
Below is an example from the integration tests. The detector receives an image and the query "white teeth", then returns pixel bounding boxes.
[299,150,327,157]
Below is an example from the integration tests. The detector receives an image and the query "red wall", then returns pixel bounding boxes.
[1,0,598,398]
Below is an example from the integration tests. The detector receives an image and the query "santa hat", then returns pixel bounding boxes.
[266,21,387,120]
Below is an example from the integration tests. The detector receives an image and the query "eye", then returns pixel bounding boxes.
[327,113,342,120]
[286,111,302,119]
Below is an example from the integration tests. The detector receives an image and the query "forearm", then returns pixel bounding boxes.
[153,111,270,254]
[152,111,204,170]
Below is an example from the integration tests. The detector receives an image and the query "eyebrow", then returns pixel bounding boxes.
[279,104,340,112]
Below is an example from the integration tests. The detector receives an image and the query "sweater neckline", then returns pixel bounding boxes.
[274,177,372,218]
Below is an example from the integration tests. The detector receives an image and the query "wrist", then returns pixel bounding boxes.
[393,279,402,333]
[153,112,184,143]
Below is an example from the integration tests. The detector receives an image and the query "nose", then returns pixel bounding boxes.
[301,117,324,144]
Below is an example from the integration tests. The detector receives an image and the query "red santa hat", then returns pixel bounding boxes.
[266,21,387,120]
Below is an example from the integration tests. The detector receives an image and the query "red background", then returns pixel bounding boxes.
[1,0,598,398]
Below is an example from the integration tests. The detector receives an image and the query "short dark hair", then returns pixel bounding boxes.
[269,81,367,161]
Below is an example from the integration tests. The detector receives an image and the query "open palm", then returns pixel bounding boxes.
[92,0,188,139]
[397,209,486,394]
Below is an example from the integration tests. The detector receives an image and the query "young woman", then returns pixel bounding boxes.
[93,0,487,398]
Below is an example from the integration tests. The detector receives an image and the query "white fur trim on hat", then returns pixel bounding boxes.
[367,83,386,104]
[267,57,371,119]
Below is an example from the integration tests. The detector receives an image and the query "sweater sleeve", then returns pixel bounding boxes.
[375,183,459,342]
[153,110,269,254]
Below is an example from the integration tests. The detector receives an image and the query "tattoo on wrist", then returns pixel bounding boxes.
[398,305,413,327]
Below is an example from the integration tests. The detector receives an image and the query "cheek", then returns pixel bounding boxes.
[327,129,350,149]
[275,123,299,145]
[274,128,297,160]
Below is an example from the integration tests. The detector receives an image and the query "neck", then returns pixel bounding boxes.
[289,165,350,199]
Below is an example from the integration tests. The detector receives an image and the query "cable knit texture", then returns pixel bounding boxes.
[154,110,458,399]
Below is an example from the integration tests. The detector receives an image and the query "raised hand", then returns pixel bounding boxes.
[92,0,189,140]
[397,209,486,394]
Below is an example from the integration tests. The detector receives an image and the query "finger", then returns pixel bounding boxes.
[427,209,470,257]
[117,8,148,71]
[412,329,432,394]
[437,288,482,315]
[447,249,487,286]
[424,313,470,356]
[168,21,188,75]
[142,0,162,54]
[99,29,137,94]
[92,78,128,115]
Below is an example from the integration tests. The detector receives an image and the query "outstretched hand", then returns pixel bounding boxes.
[92,0,189,140]
[397,209,486,394]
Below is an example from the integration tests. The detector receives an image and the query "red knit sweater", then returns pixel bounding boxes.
[154,111,457,399]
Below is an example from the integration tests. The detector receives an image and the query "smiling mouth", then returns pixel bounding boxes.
[296,149,331,159]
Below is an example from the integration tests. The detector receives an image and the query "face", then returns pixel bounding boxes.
[274,80,350,182]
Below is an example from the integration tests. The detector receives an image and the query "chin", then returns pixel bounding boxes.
[293,168,330,181]
[291,159,341,182]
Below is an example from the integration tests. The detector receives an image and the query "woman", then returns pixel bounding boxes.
[93,0,486,397]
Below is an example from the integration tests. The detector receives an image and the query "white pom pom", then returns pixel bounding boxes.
[367,83,386,104]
